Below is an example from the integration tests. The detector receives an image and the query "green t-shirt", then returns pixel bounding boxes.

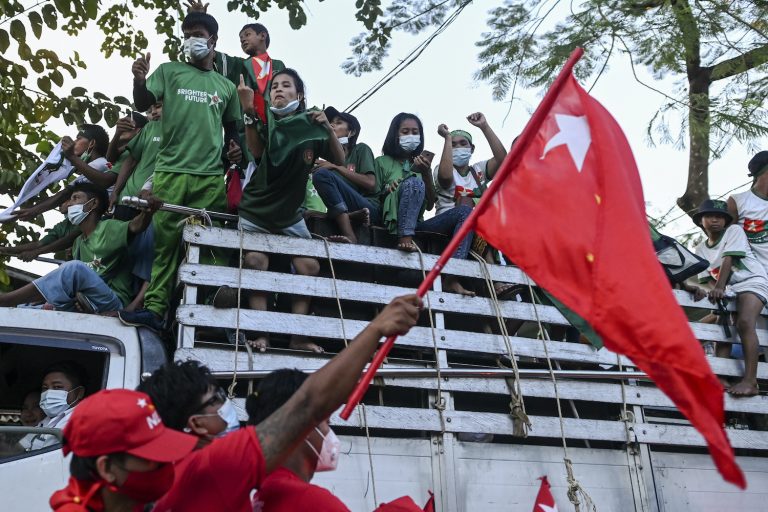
[39,219,80,246]
[343,143,378,204]
[109,151,130,176]
[72,220,134,307]
[122,121,163,198]
[374,155,422,234]
[238,110,331,230]
[146,62,240,176]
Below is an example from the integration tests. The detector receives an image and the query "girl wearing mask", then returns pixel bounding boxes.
[236,68,345,352]
[376,113,474,295]
[49,389,196,512]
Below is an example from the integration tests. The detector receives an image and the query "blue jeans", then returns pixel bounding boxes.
[32,260,124,312]
[129,225,155,282]
[312,168,381,223]
[397,177,474,259]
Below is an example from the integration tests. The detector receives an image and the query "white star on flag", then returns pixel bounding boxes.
[539,504,558,512]
[541,114,591,172]
[137,398,147,408]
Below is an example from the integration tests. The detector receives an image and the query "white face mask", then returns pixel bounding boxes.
[67,199,93,226]
[269,99,300,116]
[305,427,340,472]
[398,134,420,153]
[40,387,80,418]
[215,399,241,436]
[337,136,349,145]
[183,36,212,62]
[452,148,472,167]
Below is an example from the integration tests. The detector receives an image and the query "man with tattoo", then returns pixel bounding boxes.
[139,294,421,511]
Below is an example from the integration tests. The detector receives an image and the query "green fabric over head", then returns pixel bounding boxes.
[450,129,473,145]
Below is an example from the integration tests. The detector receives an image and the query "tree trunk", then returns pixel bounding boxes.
[677,67,712,217]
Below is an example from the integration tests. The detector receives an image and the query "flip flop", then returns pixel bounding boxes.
[75,292,96,314]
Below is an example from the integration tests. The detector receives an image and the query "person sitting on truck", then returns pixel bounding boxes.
[311,106,380,244]
[138,294,421,512]
[19,361,87,451]
[0,198,80,262]
[234,68,345,353]
[682,199,768,397]
[13,124,112,222]
[49,389,198,512]
[0,183,158,313]
[376,113,474,296]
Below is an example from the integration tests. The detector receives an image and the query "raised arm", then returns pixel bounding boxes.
[237,75,265,159]
[105,117,136,163]
[436,124,454,190]
[60,137,116,190]
[308,111,345,166]
[255,295,421,472]
[132,53,156,112]
[18,230,80,262]
[109,154,138,211]
[468,113,506,179]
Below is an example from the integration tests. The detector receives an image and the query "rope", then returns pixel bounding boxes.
[617,354,635,446]
[470,251,530,437]
[415,245,447,432]
[312,234,349,347]
[525,280,596,512]
[359,404,379,506]
[227,224,246,399]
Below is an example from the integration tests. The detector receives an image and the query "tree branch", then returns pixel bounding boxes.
[710,43,768,81]
[670,0,702,73]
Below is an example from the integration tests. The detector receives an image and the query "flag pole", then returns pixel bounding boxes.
[339,47,585,420]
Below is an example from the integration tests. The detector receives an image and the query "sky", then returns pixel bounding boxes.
[3,0,763,275]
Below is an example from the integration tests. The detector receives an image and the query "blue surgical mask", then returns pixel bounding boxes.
[67,199,94,226]
[183,36,212,62]
[452,148,472,167]
[269,99,300,116]
[399,135,420,153]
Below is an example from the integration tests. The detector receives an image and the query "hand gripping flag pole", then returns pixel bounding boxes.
[339,48,585,421]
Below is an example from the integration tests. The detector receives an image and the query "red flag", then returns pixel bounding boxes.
[532,477,558,512]
[422,491,435,512]
[474,71,744,487]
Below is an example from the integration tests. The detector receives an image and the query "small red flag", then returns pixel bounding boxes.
[532,476,558,512]
[474,73,745,487]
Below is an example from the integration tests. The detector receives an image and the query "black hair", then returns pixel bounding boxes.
[131,112,148,129]
[43,360,88,389]
[381,112,424,159]
[272,68,306,111]
[69,182,109,217]
[182,12,218,37]
[78,124,109,157]
[748,151,768,177]
[70,453,127,481]
[246,369,308,425]
[137,360,218,431]
[240,23,270,49]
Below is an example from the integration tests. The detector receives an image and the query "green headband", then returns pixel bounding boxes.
[450,129,473,145]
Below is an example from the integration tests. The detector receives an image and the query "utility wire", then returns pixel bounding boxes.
[345,0,472,113]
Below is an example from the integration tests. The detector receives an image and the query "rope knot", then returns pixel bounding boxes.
[564,458,597,512]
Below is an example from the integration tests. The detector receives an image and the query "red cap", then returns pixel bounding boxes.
[62,389,197,463]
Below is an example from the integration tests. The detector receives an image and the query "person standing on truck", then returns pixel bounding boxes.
[139,295,421,512]
[0,183,158,313]
[19,361,87,451]
[119,11,242,332]
[49,389,197,512]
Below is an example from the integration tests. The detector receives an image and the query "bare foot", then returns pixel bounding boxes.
[397,237,419,253]
[247,336,270,353]
[718,376,731,390]
[349,208,370,226]
[444,276,475,297]
[728,380,759,397]
[328,235,353,244]
[289,338,324,353]
[493,282,519,300]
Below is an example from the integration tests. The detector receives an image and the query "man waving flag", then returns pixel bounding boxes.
[473,51,744,488]
[341,48,744,489]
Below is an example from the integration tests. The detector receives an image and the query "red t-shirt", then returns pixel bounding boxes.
[251,467,350,512]
[153,426,266,512]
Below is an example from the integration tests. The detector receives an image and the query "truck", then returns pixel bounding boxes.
[1,223,767,511]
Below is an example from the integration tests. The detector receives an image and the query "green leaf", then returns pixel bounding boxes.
[88,105,102,123]
[42,4,57,29]
[93,91,110,101]
[37,76,51,93]
[0,30,9,53]
[17,42,32,60]
[29,57,44,73]
[10,19,25,43]
[104,106,118,127]
[50,69,63,87]
[85,0,98,19]
[28,11,43,39]
[113,95,132,106]
[71,86,87,97]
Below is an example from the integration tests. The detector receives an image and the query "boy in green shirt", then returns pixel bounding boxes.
[0,183,156,313]
[121,12,241,331]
